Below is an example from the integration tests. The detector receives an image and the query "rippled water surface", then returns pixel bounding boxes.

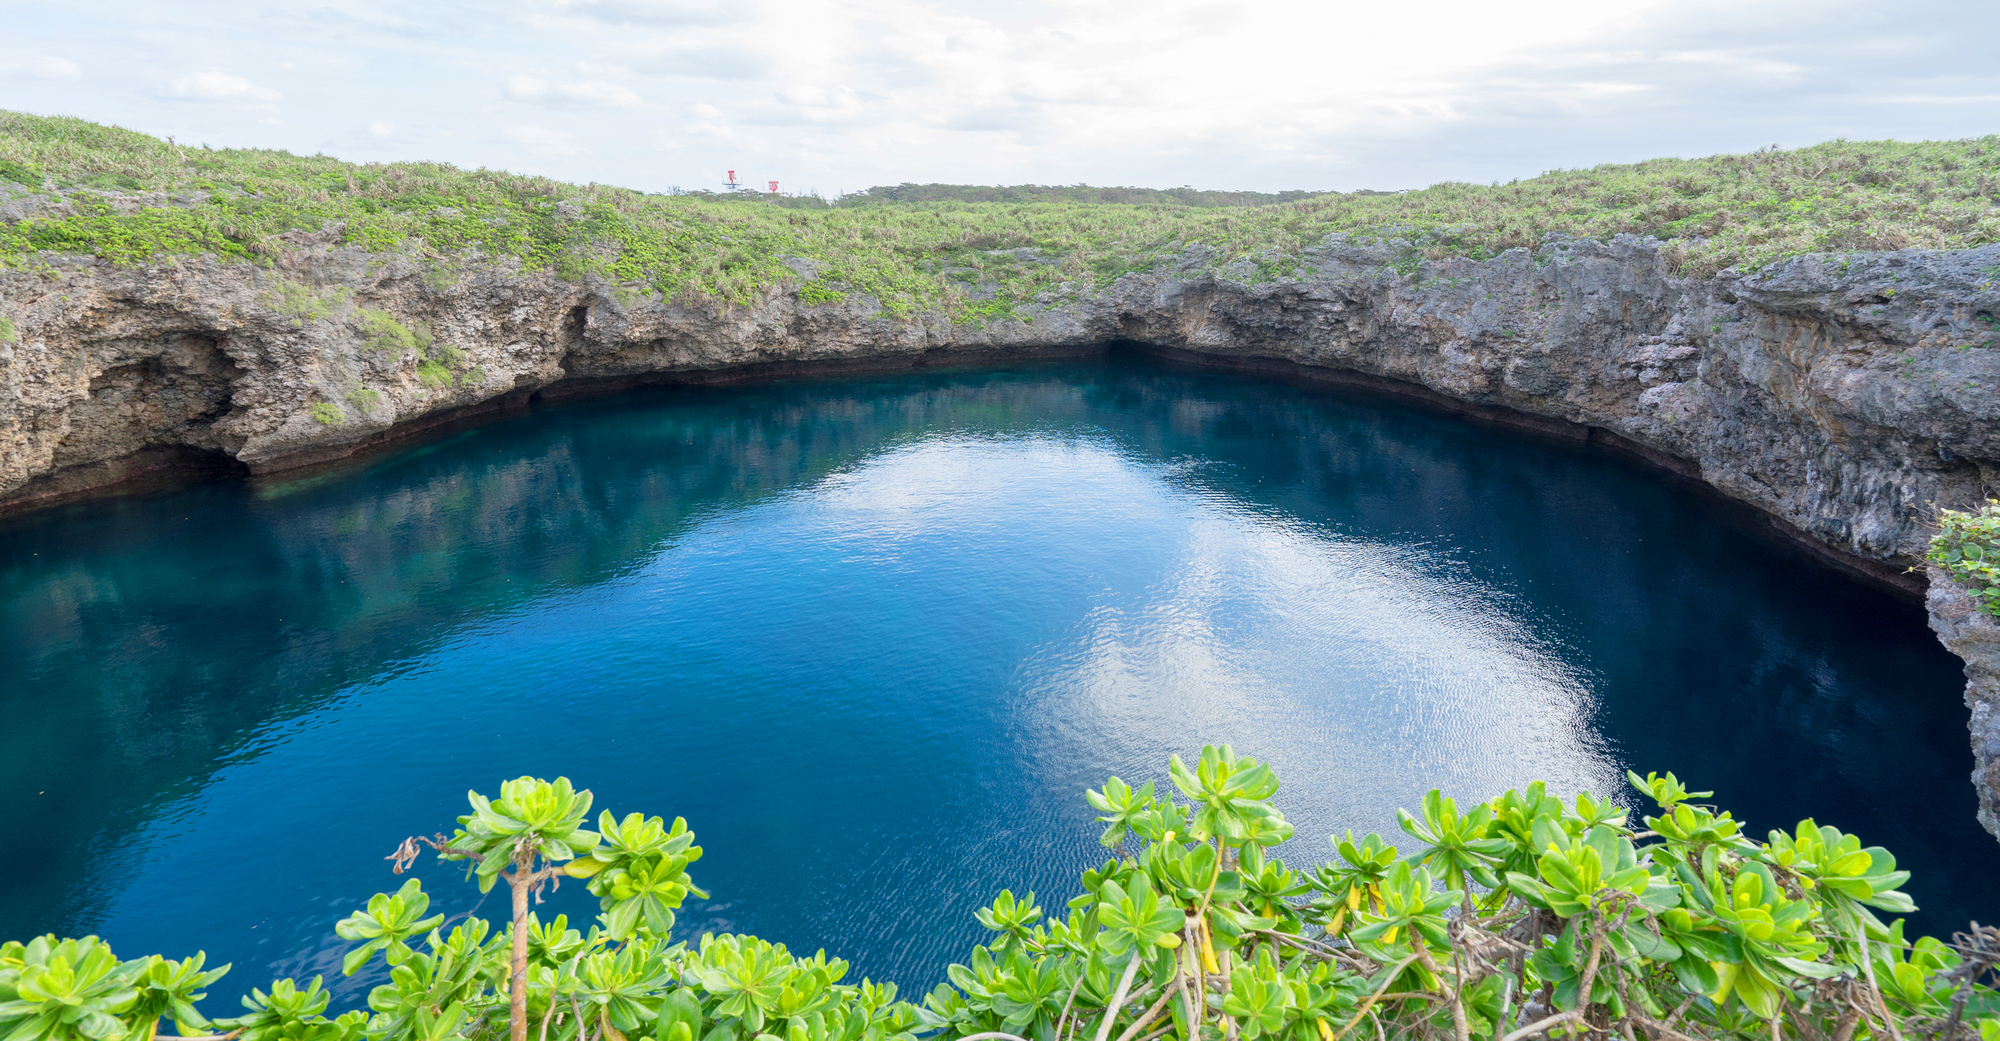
[1,356,1992,1004]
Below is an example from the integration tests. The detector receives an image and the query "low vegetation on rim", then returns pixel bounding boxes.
[1931,504,2000,615]
[1,112,1997,322]
[2,750,1996,1041]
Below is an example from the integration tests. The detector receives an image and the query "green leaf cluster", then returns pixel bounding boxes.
[1931,502,2000,615]
[6,756,1998,1041]
[0,937,227,1041]
[932,756,1998,1041]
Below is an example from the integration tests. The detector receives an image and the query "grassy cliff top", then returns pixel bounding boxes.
[3,110,1997,318]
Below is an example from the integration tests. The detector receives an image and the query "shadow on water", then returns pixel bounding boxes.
[0,353,1991,1006]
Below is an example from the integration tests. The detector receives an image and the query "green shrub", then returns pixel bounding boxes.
[797,279,846,304]
[346,388,382,412]
[414,359,452,388]
[1931,501,2000,614]
[2,752,1995,1041]
[309,401,341,425]
[415,342,470,388]
[430,342,467,369]
[354,309,430,353]
[0,314,15,343]
[0,156,43,186]
[268,280,348,327]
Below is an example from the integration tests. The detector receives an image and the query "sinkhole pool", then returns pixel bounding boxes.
[1,355,1994,1008]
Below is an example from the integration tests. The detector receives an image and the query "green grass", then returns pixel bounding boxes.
[268,278,349,327]
[354,307,428,352]
[2,110,1997,321]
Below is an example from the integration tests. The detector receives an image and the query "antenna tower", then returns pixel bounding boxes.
[724,170,741,191]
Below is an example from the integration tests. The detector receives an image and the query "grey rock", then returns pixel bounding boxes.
[1927,567,2000,840]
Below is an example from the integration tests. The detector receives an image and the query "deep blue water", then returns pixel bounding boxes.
[1,355,1992,1010]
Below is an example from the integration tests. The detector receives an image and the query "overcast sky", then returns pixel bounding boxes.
[3,0,1997,195]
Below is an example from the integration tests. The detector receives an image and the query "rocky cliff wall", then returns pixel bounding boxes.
[5,232,2000,830]
[1928,568,2000,840]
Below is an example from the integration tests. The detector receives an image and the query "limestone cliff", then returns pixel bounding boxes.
[5,233,2000,830]
[1928,568,2000,840]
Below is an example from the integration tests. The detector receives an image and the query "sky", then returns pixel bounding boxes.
[2,0,1997,196]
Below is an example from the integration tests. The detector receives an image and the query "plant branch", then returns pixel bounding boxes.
[1328,954,1423,1041]
[1112,977,1183,1041]
[1849,907,1906,1041]
[1093,951,1147,1041]
[1498,1010,1583,1041]
[1054,963,1089,1041]
[1629,1010,1701,1041]
[1411,940,1468,1041]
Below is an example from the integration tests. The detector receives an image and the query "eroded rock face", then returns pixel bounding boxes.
[47,333,239,468]
[6,236,1996,554]
[4,233,2000,829]
[1927,569,2000,840]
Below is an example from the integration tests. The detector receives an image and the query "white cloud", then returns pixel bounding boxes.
[1659,49,1805,83]
[167,70,281,104]
[504,124,583,155]
[545,0,742,27]
[560,80,643,107]
[1877,94,2000,105]
[635,44,771,81]
[3,0,1994,195]
[367,121,394,136]
[505,75,551,99]
[506,74,643,107]
[0,56,82,80]
[775,85,858,109]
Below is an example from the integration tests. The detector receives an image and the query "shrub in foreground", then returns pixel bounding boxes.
[1,749,1995,1041]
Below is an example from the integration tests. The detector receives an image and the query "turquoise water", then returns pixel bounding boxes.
[1,355,1992,1007]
